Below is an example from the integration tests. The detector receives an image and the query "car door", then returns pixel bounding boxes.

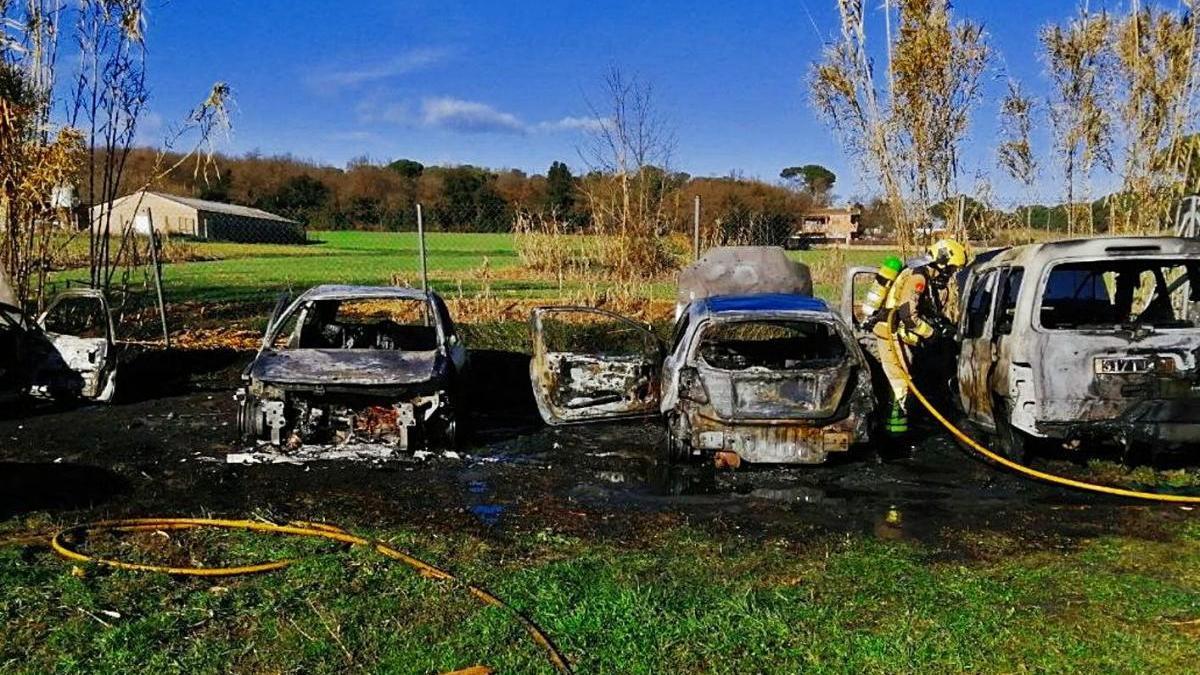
[529,306,663,425]
[34,290,117,401]
[956,269,1000,427]
[0,303,31,402]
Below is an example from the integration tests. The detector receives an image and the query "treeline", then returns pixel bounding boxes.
[96,149,816,238]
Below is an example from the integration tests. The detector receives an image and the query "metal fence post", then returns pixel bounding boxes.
[693,195,701,260]
[145,208,170,348]
[416,203,429,292]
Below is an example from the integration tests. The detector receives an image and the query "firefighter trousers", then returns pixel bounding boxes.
[876,336,911,435]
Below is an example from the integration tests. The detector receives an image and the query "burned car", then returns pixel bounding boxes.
[954,236,1200,457]
[237,285,467,449]
[0,277,119,406]
[530,247,875,465]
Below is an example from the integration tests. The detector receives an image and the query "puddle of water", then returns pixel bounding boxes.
[469,503,505,526]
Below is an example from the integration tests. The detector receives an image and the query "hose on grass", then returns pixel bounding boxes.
[888,312,1200,504]
[48,517,572,674]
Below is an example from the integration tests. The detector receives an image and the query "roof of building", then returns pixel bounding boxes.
[99,190,297,223]
[803,206,861,216]
[702,293,830,314]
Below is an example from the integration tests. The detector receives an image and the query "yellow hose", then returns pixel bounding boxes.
[889,320,1200,503]
[49,518,572,674]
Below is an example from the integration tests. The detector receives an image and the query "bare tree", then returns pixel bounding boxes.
[1042,9,1112,235]
[812,0,990,250]
[996,79,1039,233]
[1109,0,1200,234]
[811,0,909,249]
[578,67,679,277]
[68,0,147,291]
[891,0,990,241]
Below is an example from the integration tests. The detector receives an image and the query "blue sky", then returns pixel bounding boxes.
[138,0,1132,202]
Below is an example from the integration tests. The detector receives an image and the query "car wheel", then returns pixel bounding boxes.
[237,393,261,443]
[663,413,691,464]
[992,399,1031,464]
[442,416,461,449]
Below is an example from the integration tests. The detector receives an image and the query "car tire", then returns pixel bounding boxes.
[442,416,461,449]
[663,413,691,464]
[237,393,261,443]
[992,399,1031,464]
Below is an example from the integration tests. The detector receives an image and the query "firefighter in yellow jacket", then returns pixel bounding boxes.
[872,238,967,436]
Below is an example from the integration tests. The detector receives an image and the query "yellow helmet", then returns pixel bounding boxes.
[928,238,967,268]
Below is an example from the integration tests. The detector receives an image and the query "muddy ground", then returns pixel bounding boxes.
[0,347,1192,556]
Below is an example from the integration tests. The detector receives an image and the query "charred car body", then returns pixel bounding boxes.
[237,285,466,449]
[953,237,1200,456]
[530,247,875,465]
[0,270,119,406]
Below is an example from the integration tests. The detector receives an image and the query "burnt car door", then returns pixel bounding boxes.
[0,303,31,403]
[33,290,117,401]
[530,307,663,425]
[956,268,1002,427]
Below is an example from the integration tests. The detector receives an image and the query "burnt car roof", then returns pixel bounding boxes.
[700,293,830,315]
[981,236,1200,270]
[295,284,435,302]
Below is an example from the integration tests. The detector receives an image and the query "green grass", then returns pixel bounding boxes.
[3,519,1200,673]
[51,232,897,309]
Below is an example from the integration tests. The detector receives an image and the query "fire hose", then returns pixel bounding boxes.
[47,517,572,674]
[888,312,1200,503]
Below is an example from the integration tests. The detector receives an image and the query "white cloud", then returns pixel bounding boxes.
[352,94,603,138]
[307,47,451,92]
[535,115,608,133]
[419,96,526,134]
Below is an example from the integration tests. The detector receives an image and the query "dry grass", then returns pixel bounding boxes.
[512,210,682,282]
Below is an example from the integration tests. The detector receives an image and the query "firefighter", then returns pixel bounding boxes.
[872,238,967,437]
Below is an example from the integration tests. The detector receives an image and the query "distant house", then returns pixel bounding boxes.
[90,190,305,244]
[797,206,862,240]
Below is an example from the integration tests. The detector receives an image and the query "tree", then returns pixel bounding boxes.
[996,80,1039,231]
[579,67,678,276]
[544,161,577,219]
[780,164,837,196]
[812,0,990,248]
[1042,9,1112,235]
[197,168,234,202]
[387,158,424,179]
[259,174,330,223]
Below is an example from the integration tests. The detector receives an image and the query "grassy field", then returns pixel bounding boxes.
[52,231,892,309]
[3,518,1200,673]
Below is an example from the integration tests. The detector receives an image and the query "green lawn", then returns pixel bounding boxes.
[3,520,1200,673]
[53,231,897,307]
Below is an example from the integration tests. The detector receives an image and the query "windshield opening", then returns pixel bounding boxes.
[697,320,846,371]
[1040,259,1200,330]
[273,297,437,350]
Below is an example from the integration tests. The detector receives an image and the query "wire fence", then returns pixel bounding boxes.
[25,192,1200,345]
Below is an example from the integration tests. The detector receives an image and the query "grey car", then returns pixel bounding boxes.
[237,285,468,449]
[529,247,875,465]
[953,237,1200,457]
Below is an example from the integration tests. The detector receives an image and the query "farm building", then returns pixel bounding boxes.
[90,191,305,244]
[796,206,861,240]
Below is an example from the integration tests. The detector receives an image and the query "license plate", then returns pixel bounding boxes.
[1095,357,1156,374]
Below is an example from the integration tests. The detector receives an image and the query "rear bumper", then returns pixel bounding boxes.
[686,412,868,464]
[1037,420,1200,445]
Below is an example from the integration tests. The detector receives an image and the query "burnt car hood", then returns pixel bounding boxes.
[247,349,442,387]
